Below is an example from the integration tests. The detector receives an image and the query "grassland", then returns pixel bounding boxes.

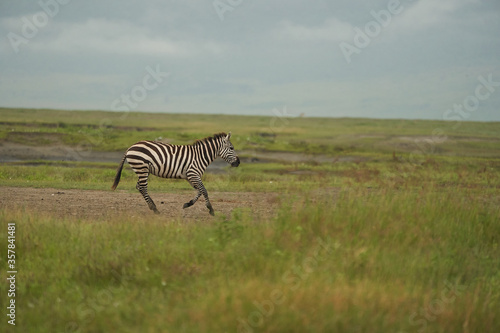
[1,107,500,157]
[1,107,500,333]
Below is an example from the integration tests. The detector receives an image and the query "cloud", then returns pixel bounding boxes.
[274,17,353,42]
[27,18,225,57]
[272,0,478,45]
[393,0,479,32]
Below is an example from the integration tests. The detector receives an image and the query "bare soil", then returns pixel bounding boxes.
[0,186,280,223]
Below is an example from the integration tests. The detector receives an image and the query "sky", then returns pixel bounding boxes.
[1,0,499,121]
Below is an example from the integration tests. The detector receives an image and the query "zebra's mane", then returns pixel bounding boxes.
[192,132,227,146]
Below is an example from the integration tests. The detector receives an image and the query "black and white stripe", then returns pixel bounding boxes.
[111,132,240,215]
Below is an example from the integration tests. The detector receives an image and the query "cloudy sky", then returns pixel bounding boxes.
[1,0,499,121]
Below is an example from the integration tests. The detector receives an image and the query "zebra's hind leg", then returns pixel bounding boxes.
[183,192,201,209]
[136,182,159,214]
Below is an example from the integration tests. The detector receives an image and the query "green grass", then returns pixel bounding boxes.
[2,107,500,157]
[1,185,499,332]
[1,108,500,332]
[1,155,499,192]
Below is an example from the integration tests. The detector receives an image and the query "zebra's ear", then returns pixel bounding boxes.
[226,132,232,140]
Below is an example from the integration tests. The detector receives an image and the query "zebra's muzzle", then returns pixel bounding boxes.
[231,157,240,167]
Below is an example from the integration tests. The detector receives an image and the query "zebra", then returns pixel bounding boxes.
[111,132,240,216]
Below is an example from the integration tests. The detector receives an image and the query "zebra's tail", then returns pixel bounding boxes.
[111,154,127,190]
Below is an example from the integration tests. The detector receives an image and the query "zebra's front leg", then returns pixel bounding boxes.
[136,182,160,214]
[184,175,214,216]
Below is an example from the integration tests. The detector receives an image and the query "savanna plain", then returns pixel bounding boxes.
[0,108,499,333]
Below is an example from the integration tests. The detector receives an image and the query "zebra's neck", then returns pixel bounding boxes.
[193,136,223,166]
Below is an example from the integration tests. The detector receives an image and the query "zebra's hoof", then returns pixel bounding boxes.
[209,209,215,216]
[153,209,160,215]
[183,202,192,209]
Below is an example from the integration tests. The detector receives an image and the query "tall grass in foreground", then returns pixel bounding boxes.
[1,187,499,333]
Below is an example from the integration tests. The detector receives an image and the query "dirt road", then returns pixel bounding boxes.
[0,186,279,222]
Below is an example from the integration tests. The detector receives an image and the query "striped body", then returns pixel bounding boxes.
[111,132,240,215]
[127,141,203,180]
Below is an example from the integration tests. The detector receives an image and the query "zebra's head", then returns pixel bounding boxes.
[219,132,240,167]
